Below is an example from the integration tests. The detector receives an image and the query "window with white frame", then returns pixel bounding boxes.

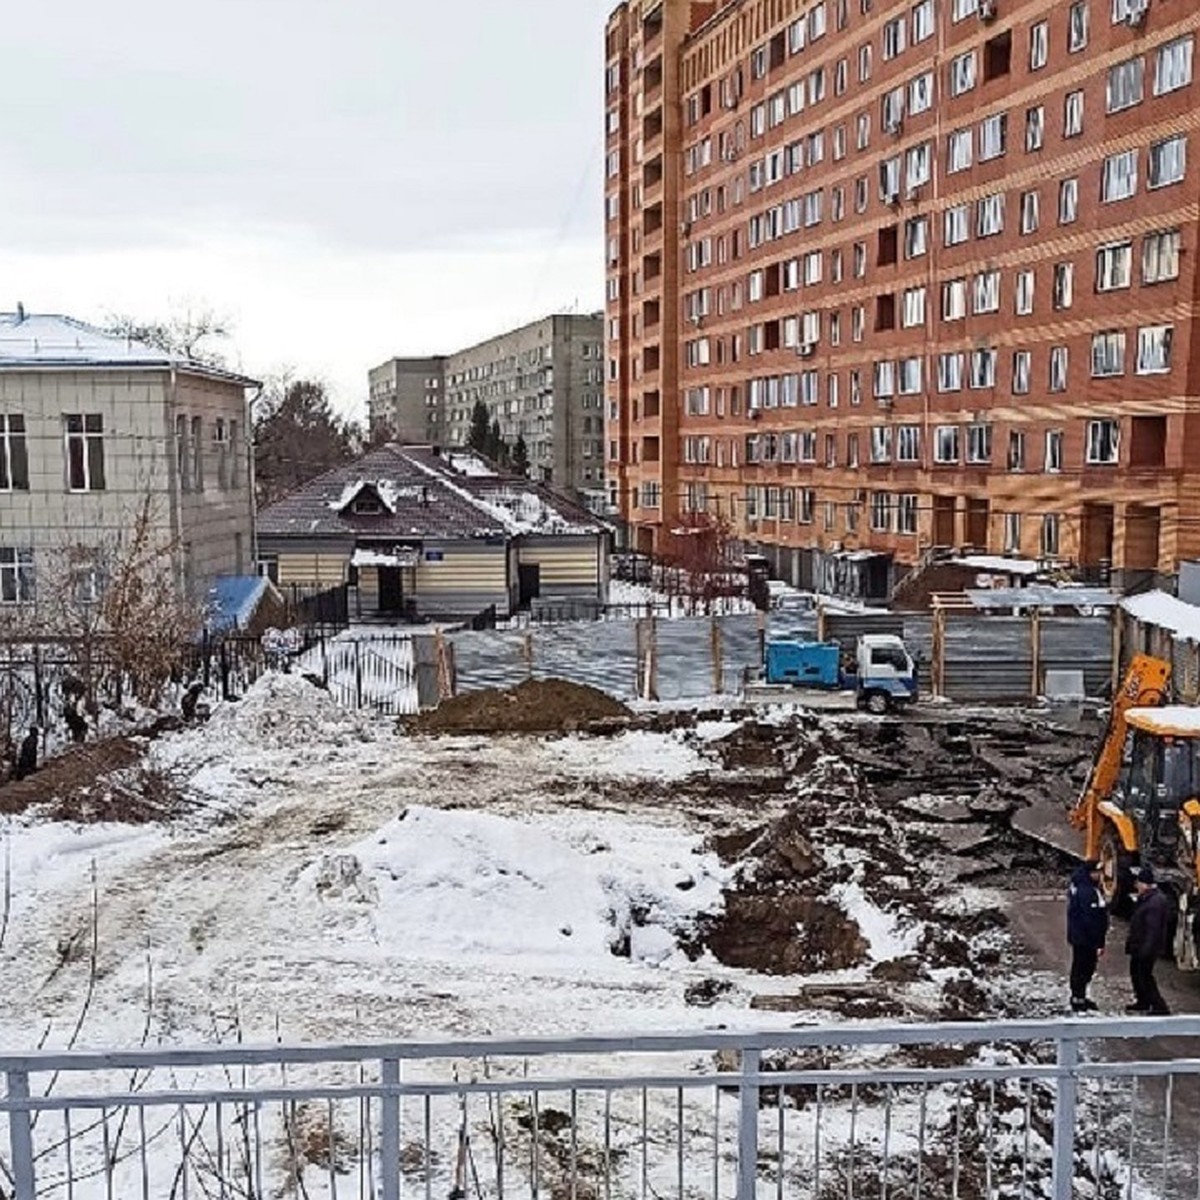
[1041,513,1060,557]
[803,250,823,285]
[1015,269,1035,315]
[1063,89,1084,137]
[906,142,931,189]
[967,423,993,463]
[899,357,923,394]
[1052,261,1074,310]
[947,128,973,173]
[897,425,921,461]
[1049,346,1069,391]
[944,203,969,246]
[1155,37,1194,96]
[0,547,34,605]
[905,216,928,258]
[883,15,906,59]
[857,112,871,149]
[950,51,977,97]
[1090,330,1126,377]
[874,359,896,397]
[970,349,997,389]
[909,71,934,113]
[935,425,960,463]
[1029,21,1048,71]
[808,66,827,104]
[1068,1,1088,52]
[871,425,893,463]
[977,193,1004,238]
[1059,177,1079,223]
[1136,324,1173,374]
[1012,350,1031,394]
[1102,149,1138,201]
[65,414,106,491]
[1106,57,1144,113]
[1143,229,1181,284]
[897,494,919,535]
[1148,135,1187,189]
[859,43,873,82]
[974,270,1001,313]
[912,0,935,42]
[810,1,828,38]
[1003,513,1022,554]
[942,278,967,321]
[979,113,1007,161]
[938,352,964,392]
[871,492,894,533]
[1026,106,1045,151]
[1020,190,1039,234]
[880,155,902,199]
[953,0,978,19]
[902,286,926,328]
[881,86,905,131]
[1096,241,1132,291]
[1086,419,1120,465]
[0,416,28,492]
[1045,429,1064,472]
[802,310,821,344]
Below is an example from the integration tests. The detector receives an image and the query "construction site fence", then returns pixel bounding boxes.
[448,610,1116,706]
[1,1017,1198,1200]
[1121,610,1200,705]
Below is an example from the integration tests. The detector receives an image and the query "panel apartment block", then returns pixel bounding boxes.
[606,0,1200,585]
[368,357,446,445]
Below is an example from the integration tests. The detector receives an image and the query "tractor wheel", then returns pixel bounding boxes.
[1099,825,1135,918]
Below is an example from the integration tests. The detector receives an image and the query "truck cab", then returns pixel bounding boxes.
[851,634,918,714]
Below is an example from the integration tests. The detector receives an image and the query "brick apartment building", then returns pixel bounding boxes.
[605,0,1199,592]
[369,314,607,510]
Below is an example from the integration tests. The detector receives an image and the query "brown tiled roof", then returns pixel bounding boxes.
[257,445,607,541]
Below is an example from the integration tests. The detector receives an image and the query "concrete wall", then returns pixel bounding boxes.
[0,367,253,608]
[517,534,606,600]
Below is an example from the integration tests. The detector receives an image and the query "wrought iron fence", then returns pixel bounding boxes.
[2,1017,1199,1200]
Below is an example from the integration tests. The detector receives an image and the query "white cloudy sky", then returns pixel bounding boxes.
[0,0,611,418]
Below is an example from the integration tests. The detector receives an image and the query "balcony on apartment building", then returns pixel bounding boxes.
[643,204,664,253]
[642,155,663,204]
[642,103,663,158]
[643,251,662,288]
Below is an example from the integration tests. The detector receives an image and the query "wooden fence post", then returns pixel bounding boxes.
[931,604,946,699]
[522,631,534,679]
[711,617,724,695]
[1111,605,1123,698]
[647,615,659,701]
[1030,607,1042,702]
[816,602,827,643]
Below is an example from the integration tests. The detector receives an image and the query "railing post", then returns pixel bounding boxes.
[1050,1035,1079,1200]
[381,1058,401,1200]
[7,1069,36,1200]
[736,1049,760,1200]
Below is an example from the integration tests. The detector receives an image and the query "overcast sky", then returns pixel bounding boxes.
[0,0,611,417]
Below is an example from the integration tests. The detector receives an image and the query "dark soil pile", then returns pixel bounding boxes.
[409,678,631,735]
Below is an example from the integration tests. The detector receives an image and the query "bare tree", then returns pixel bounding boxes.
[105,305,232,367]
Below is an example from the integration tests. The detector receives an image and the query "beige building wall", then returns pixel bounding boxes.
[0,367,254,608]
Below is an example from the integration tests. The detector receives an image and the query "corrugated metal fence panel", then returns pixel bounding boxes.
[824,613,905,649]
[1173,637,1200,705]
[1040,617,1114,700]
[942,617,1034,702]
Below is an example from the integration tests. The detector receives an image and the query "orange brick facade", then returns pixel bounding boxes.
[605,0,1200,589]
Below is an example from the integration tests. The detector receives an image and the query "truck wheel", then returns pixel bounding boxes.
[1099,826,1134,918]
[864,691,890,716]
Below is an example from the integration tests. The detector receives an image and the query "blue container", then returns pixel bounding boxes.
[764,641,842,688]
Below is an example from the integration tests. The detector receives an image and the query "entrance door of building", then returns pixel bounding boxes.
[518,564,541,608]
[932,496,957,548]
[1081,503,1115,570]
[378,566,404,615]
[965,499,990,550]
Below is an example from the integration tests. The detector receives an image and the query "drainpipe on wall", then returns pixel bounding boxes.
[246,384,265,573]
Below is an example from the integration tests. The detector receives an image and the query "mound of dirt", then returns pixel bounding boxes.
[409,678,631,735]
[705,894,868,974]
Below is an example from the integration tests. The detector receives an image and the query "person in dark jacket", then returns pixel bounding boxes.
[13,728,38,781]
[1067,860,1109,1010]
[1126,866,1171,1015]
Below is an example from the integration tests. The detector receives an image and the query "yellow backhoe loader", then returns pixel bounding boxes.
[1066,653,1200,969]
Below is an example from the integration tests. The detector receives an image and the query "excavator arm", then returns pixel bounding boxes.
[1069,654,1171,859]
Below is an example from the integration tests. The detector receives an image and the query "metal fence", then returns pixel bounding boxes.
[1,1017,1199,1200]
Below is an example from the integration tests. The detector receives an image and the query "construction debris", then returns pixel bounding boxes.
[407,678,631,735]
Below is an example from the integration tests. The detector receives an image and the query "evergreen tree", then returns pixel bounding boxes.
[487,418,505,463]
[511,435,531,477]
[254,378,354,505]
[467,401,491,454]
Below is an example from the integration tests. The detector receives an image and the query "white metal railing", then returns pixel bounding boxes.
[2,1017,1200,1200]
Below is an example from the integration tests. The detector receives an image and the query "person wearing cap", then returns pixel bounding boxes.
[1067,859,1109,1011]
[1125,865,1171,1015]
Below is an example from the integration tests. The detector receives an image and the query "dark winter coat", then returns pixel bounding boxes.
[1067,866,1110,950]
[1126,887,1171,960]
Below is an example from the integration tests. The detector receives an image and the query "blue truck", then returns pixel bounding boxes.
[763,635,918,714]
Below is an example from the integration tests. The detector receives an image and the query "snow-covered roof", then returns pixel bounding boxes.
[0,311,258,386]
[1127,705,1200,736]
[328,480,423,514]
[445,453,496,478]
[952,555,1042,577]
[1122,591,1200,641]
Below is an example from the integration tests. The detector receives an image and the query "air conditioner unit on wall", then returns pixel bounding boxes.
[798,342,815,357]
[1126,0,1147,25]
[979,0,997,21]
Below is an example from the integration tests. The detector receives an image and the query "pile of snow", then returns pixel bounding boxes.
[475,487,595,536]
[204,673,373,751]
[300,805,729,968]
[545,729,713,780]
[445,452,496,477]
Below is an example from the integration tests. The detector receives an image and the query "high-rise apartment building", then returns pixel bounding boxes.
[368,357,446,446]
[606,0,1199,590]
[369,314,607,508]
